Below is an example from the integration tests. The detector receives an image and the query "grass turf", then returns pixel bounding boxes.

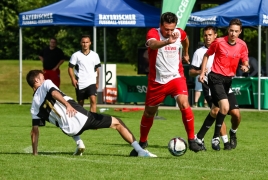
[0,104,268,179]
[0,60,138,103]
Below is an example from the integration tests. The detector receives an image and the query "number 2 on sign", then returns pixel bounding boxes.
[106,71,112,85]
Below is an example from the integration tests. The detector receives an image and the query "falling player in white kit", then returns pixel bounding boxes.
[27,70,157,157]
[130,12,202,156]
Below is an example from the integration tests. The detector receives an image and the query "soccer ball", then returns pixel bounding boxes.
[168,137,187,156]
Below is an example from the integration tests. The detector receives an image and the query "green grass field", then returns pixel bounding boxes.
[0,60,138,103]
[0,104,268,179]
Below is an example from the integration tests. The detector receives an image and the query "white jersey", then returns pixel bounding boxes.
[69,50,101,89]
[31,80,88,136]
[191,46,214,83]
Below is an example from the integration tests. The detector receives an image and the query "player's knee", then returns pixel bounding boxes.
[110,117,123,129]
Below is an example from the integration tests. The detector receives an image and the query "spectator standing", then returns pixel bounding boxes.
[39,38,65,88]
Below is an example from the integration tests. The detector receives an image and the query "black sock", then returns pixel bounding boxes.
[213,111,226,138]
[197,113,215,139]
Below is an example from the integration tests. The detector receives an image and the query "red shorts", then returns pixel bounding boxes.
[43,69,60,88]
[145,77,188,106]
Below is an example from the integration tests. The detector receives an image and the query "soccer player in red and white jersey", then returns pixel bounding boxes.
[199,19,250,150]
[27,70,157,157]
[130,12,202,156]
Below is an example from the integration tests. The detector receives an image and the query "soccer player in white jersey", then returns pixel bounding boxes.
[189,26,241,151]
[130,12,202,156]
[68,35,100,113]
[27,70,157,157]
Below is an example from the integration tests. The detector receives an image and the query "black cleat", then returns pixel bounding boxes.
[194,135,206,151]
[188,139,202,152]
[129,141,148,156]
[229,130,237,149]
[223,142,232,150]
[211,137,220,151]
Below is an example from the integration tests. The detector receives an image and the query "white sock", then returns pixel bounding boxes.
[72,136,82,144]
[230,128,237,133]
[131,141,143,153]
[221,135,229,143]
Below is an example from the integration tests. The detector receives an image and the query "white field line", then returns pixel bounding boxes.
[23,146,268,174]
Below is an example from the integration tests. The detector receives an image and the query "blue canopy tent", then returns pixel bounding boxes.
[186,0,268,110]
[18,0,160,104]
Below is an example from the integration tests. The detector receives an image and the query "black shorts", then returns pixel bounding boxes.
[202,81,212,108]
[208,72,232,105]
[76,84,97,101]
[75,112,112,136]
[202,81,239,111]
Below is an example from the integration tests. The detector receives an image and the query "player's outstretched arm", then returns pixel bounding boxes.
[31,126,39,155]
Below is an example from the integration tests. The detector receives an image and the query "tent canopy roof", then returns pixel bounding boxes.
[19,0,160,27]
[187,0,268,27]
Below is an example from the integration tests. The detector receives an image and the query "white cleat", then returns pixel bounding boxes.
[138,150,157,157]
[73,140,85,156]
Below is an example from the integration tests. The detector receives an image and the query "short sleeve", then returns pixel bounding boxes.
[206,40,217,56]
[59,48,64,60]
[240,44,249,63]
[146,28,159,46]
[177,28,187,41]
[69,53,78,66]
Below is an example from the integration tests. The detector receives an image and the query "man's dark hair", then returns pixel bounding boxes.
[160,12,178,25]
[229,18,242,29]
[26,70,43,88]
[50,37,57,42]
[81,34,91,39]
[203,26,217,34]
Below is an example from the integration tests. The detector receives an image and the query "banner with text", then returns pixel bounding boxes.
[162,0,196,29]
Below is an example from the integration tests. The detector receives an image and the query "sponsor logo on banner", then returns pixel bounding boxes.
[263,14,268,24]
[176,0,189,25]
[21,13,53,25]
[98,14,136,25]
[127,85,147,93]
[187,15,217,25]
[162,0,196,29]
[103,88,117,104]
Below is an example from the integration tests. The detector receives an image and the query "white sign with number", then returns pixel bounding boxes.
[97,64,117,92]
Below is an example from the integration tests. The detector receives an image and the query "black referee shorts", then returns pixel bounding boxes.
[208,72,232,106]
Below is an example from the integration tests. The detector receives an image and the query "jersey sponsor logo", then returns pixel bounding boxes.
[164,46,177,50]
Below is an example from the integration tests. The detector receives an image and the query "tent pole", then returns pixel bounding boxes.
[104,27,107,104]
[258,25,261,111]
[19,28,23,105]
[93,26,97,52]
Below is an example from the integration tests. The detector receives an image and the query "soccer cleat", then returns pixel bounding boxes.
[188,139,202,152]
[73,140,85,156]
[229,130,237,149]
[194,135,206,151]
[223,142,232,150]
[129,141,148,157]
[138,149,157,157]
[211,137,220,151]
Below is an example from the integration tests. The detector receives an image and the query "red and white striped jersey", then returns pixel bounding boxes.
[146,28,187,84]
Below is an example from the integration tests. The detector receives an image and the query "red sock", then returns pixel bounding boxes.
[181,107,195,140]
[140,115,154,142]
